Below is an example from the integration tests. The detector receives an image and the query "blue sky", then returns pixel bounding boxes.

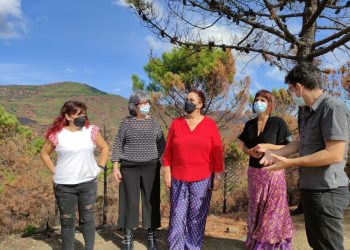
[0,0,348,99]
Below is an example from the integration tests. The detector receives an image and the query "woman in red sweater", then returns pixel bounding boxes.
[163,90,224,250]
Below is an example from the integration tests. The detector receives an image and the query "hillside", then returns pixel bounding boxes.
[0,82,129,136]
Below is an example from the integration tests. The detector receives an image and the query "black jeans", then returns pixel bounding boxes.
[301,186,350,250]
[54,178,97,250]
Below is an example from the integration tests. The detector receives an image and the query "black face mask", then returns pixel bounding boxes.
[73,116,86,128]
[184,101,197,114]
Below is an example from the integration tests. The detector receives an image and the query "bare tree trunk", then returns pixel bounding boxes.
[297,0,318,64]
[102,124,108,226]
[103,167,108,226]
[223,171,227,214]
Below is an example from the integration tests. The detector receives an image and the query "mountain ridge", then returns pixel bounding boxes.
[0,82,129,137]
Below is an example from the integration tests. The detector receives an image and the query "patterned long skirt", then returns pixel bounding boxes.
[246,167,294,250]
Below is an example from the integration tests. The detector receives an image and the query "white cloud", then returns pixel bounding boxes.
[112,0,163,16]
[0,0,28,39]
[64,67,95,74]
[0,0,22,17]
[145,23,241,55]
[145,35,173,52]
[196,24,242,45]
[64,67,75,73]
[112,0,130,7]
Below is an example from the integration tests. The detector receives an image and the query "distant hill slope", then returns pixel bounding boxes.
[0,82,129,136]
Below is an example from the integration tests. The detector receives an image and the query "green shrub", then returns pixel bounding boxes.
[27,137,45,155]
[23,224,37,236]
[0,106,33,138]
[4,170,16,183]
[97,160,114,181]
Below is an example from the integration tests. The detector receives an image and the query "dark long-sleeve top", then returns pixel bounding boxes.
[162,116,224,182]
[111,116,166,163]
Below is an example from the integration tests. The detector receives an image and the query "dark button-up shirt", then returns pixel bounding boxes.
[299,92,350,189]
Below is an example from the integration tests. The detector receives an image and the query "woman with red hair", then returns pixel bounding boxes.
[238,90,294,249]
[41,100,109,250]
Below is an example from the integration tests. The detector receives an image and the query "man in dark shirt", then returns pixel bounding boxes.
[259,63,350,250]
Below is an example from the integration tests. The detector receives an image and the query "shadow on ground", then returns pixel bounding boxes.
[2,209,349,250]
[18,227,245,250]
[96,228,245,250]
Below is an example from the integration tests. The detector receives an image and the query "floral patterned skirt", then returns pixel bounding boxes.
[245,167,294,250]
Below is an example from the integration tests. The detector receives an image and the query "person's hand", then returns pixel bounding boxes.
[259,149,275,166]
[248,147,263,159]
[113,166,122,183]
[262,154,292,171]
[253,144,269,153]
[163,167,171,188]
[212,176,220,191]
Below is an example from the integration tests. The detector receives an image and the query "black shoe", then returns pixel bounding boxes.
[147,228,158,250]
[123,228,134,250]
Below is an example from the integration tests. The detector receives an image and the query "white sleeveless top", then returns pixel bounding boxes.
[49,125,100,184]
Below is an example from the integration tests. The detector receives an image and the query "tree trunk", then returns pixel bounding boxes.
[297,0,318,64]
[102,124,108,226]
[103,167,108,225]
[223,171,227,214]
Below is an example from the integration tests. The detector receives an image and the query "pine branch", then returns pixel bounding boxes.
[188,0,304,45]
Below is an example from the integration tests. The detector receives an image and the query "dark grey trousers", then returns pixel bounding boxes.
[118,160,161,229]
[54,178,97,250]
[301,186,350,250]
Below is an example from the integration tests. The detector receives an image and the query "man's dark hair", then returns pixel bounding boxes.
[285,63,321,89]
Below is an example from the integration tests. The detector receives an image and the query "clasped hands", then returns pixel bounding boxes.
[252,144,292,171]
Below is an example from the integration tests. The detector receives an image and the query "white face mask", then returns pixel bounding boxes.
[253,101,268,114]
[292,93,305,107]
[139,103,150,115]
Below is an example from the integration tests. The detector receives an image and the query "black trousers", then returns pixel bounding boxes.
[301,186,350,250]
[118,160,161,229]
[54,178,97,250]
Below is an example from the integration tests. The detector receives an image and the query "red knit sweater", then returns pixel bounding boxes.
[162,116,224,182]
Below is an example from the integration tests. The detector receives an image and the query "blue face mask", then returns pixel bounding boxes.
[253,101,268,114]
[139,104,150,115]
[292,94,305,107]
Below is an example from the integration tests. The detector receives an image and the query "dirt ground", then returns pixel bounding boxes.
[1,209,350,250]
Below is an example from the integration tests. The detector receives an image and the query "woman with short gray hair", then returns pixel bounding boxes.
[111,90,165,250]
